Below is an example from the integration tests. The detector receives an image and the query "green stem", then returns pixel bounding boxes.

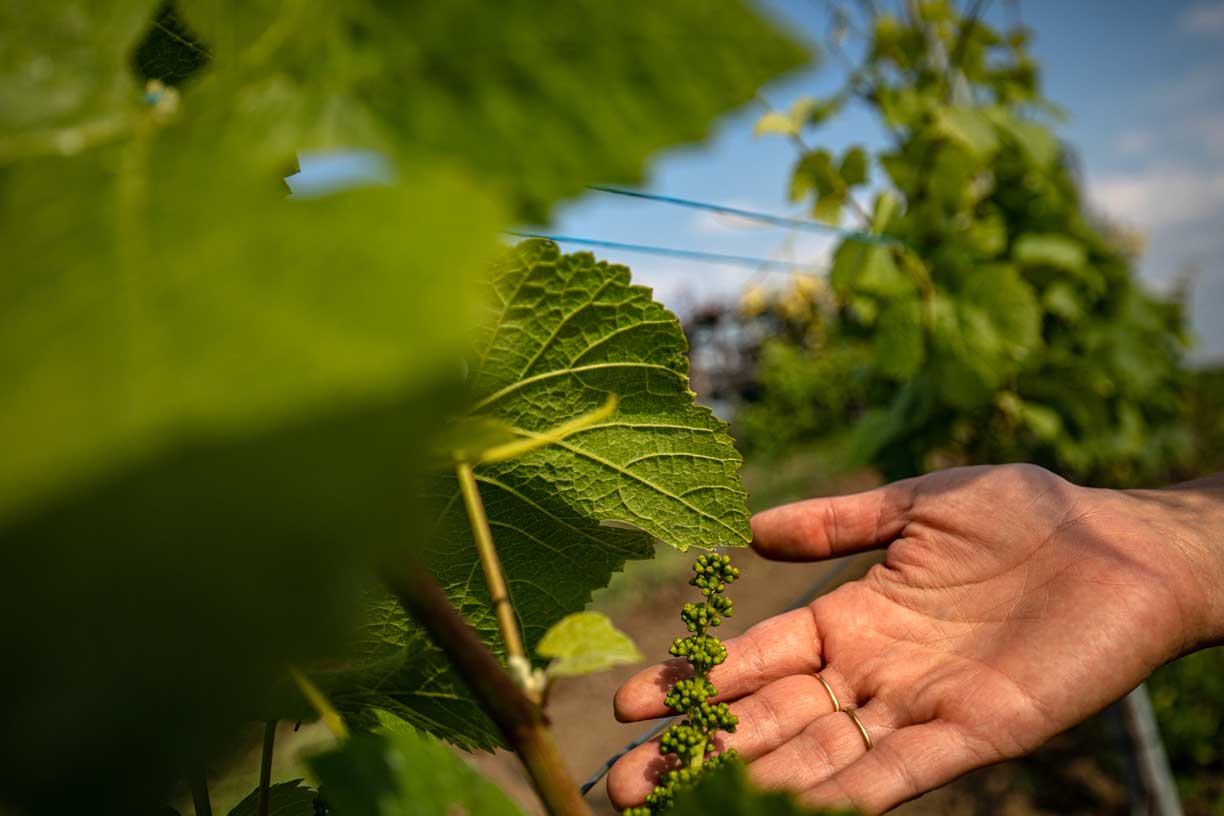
[381,559,591,816]
[187,765,212,816]
[289,667,348,740]
[257,721,277,816]
[455,461,529,670]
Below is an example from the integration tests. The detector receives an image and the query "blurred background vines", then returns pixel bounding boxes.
[685,0,1224,811]
[732,0,1198,487]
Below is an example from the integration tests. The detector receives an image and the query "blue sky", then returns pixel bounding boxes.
[291,0,1224,363]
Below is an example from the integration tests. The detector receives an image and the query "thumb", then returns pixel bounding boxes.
[751,480,915,562]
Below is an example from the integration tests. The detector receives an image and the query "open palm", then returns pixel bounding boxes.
[608,464,1209,813]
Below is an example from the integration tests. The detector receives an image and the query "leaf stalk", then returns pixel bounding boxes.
[455,459,533,692]
[257,721,276,816]
[382,560,591,816]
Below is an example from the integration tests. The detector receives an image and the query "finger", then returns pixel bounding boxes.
[751,480,916,562]
[607,671,856,808]
[614,607,822,722]
[747,701,899,792]
[799,720,984,815]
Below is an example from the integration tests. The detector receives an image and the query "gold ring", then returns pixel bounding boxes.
[815,674,841,712]
[844,707,873,750]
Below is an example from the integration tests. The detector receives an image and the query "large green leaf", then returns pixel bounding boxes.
[310,729,523,816]
[466,241,750,553]
[172,0,808,220]
[328,241,751,749]
[0,127,502,810]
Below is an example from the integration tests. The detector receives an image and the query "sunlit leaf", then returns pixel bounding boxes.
[538,611,642,678]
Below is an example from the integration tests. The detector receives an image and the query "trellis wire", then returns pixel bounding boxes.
[587,185,905,248]
[503,230,823,274]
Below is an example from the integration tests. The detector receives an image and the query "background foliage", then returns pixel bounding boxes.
[735,0,1193,487]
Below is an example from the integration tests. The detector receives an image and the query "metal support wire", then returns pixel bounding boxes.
[504,230,823,274]
[1120,684,1184,816]
[586,185,904,248]
[579,554,870,797]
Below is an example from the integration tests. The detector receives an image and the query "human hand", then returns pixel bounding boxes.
[609,464,1224,813]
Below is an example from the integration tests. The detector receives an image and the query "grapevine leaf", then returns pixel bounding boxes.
[960,264,1042,362]
[934,106,999,156]
[309,729,523,816]
[173,0,808,220]
[874,297,925,379]
[812,191,845,225]
[331,242,750,749]
[1012,233,1086,273]
[464,240,750,554]
[227,780,316,816]
[538,611,643,678]
[755,110,800,138]
[830,242,912,298]
[839,146,868,187]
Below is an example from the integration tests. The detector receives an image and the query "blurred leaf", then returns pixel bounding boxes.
[754,97,825,139]
[874,297,926,379]
[175,0,809,220]
[669,751,854,815]
[812,191,845,224]
[839,146,868,187]
[790,149,840,203]
[310,729,523,816]
[965,210,1006,256]
[1013,233,1085,272]
[0,1,157,141]
[1043,281,1082,320]
[1020,401,1063,441]
[228,780,316,816]
[754,110,799,138]
[538,611,642,677]
[831,242,912,297]
[934,106,999,156]
[0,127,501,809]
[961,264,1041,361]
[805,97,843,127]
[994,112,1058,166]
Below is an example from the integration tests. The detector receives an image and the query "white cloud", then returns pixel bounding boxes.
[1114,128,1154,156]
[1177,1,1224,35]
[1089,163,1224,230]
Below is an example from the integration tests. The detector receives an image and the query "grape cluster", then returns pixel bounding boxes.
[623,552,741,816]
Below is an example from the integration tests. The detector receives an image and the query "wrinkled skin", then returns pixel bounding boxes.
[609,464,1224,813]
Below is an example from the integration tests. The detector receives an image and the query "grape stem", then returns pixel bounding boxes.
[382,559,591,816]
[257,721,276,816]
[187,764,212,816]
[454,460,538,699]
